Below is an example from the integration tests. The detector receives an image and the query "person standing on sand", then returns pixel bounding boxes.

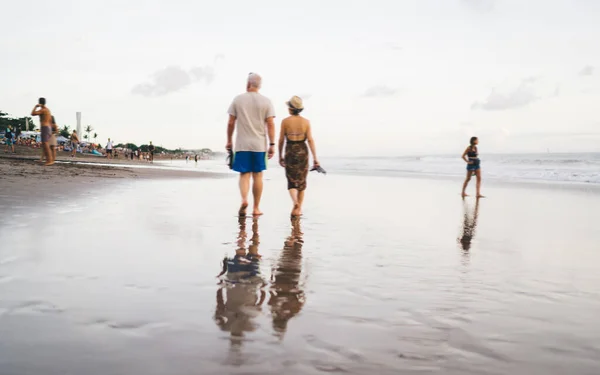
[31,97,54,166]
[461,136,484,198]
[278,96,320,217]
[49,116,59,162]
[226,73,276,217]
[106,138,113,159]
[148,142,155,163]
[70,130,79,157]
[4,126,15,154]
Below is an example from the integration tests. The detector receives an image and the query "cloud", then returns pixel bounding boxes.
[461,0,495,12]
[386,43,403,51]
[471,78,538,111]
[363,85,398,98]
[189,66,215,84]
[579,65,594,77]
[132,56,222,97]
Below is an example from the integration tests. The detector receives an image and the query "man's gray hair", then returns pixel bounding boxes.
[247,73,262,89]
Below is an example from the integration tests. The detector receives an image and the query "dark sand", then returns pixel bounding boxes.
[1,159,600,375]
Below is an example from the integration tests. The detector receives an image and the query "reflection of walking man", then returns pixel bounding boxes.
[226,73,276,216]
[214,218,265,343]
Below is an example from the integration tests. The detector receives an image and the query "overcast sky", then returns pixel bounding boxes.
[1,0,599,155]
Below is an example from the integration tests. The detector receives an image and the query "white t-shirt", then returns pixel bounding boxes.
[106,141,113,150]
[228,92,275,152]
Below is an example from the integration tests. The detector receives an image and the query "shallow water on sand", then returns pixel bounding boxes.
[1,173,600,375]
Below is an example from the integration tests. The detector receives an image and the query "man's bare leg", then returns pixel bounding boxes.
[52,146,57,162]
[42,142,54,166]
[239,172,251,216]
[251,172,264,216]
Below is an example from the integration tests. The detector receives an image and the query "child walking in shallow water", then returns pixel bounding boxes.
[461,136,484,198]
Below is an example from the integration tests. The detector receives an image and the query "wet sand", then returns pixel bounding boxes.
[1,162,600,375]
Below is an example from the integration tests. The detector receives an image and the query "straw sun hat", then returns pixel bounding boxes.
[286,96,304,110]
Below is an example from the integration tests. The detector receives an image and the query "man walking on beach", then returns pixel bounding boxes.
[226,73,276,216]
[106,138,113,159]
[31,97,54,166]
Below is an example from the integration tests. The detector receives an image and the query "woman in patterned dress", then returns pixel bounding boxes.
[278,96,320,217]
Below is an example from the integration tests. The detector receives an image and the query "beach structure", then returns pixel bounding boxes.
[76,112,82,139]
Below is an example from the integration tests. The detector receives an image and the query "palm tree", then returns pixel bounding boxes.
[93,133,98,145]
[85,125,93,145]
[59,125,71,138]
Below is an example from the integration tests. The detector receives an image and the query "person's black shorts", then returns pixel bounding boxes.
[107,149,113,154]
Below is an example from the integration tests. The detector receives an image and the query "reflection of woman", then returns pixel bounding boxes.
[458,198,480,252]
[269,217,305,337]
[278,96,319,217]
[214,217,266,341]
[461,136,483,198]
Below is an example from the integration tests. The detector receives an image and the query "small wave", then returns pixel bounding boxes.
[326,153,600,185]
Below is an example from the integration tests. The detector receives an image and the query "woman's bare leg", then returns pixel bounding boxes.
[461,171,472,197]
[289,188,300,216]
[297,190,305,215]
[476,170,484,197]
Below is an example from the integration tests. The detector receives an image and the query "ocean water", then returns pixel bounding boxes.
[327,153,600,185]
[163,152,600,185]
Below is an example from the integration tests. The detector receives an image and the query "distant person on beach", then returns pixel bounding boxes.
[148,142,155,163]
[31,97,54,166]
[226,73,276,216]
[49,116,58,161]
[194,154,198,163]
[461,136,483,198]
[4,126,15,154]
[106,138,113,159]
[278,96,319,217]
[70,130,79,157]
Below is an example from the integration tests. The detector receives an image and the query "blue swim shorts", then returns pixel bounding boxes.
[233,151,267,173]
[467,160,481,171]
